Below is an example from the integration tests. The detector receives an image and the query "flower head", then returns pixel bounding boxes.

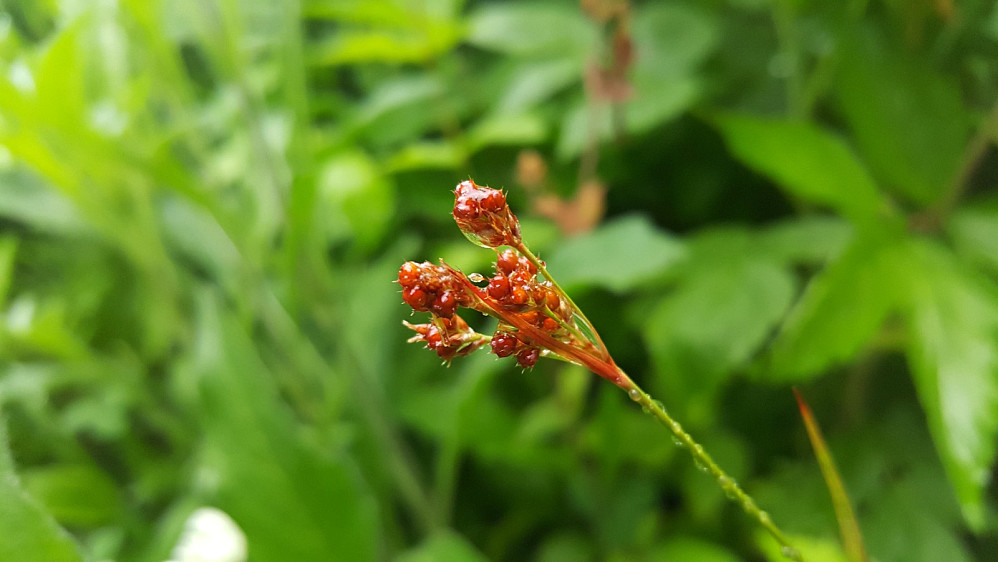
[400,179,632,387]
[404,315,487,361]
[453,180,521,248]
[398,261,476,319]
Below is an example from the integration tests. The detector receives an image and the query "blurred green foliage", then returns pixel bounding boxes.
[0,0,997,560]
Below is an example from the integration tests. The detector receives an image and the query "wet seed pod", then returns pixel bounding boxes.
[490,330,518,358]
[515,347,540,368]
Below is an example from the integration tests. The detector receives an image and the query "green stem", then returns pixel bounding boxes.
[626,383,804,562]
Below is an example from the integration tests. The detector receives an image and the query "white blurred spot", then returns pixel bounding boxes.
[168,507,247,562]
[8,60,34,93]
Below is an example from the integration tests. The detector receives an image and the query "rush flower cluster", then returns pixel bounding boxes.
[396,179,803,560]
[398,179,632,387]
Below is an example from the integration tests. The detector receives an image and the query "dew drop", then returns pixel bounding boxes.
[641,405,650,414]
[671,435,683,447]
[651,399,666,413]
[468,273,485,283]
[718,475,738,499]
[694,459,708,472]
[780,546,803,561]
[627,388,642,402]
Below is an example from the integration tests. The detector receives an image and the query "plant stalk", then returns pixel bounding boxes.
[625,383,804,562]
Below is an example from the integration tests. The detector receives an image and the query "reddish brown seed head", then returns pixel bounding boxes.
[516,347,539,368]
[480,190,506,212]
[487,275,510,299]
[490,331,518,358]
[431,290,458,318]
[453,180,521,248]
[509,287,529,306]
[544,289,559,310]
[403,286,429,311]
[496,249,519,274]
[398,261,422,287]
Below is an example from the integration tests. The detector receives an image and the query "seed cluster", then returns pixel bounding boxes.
[398,261,473,319]
[489,330,540,368]
[482,248,577,367]
[400,181,585,371]
[452,180,521,248]
[404,316,484,361]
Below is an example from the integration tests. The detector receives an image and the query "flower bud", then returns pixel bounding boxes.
[453,180,521,248]
[404,316,485,361]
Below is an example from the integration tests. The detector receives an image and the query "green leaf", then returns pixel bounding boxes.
[834,27,970,205]
[767,227,903,380]
[899,240,998,529]
[0,417,82,562]
[466,112,548,152]
[714,114,884,222]
[177,292,380,561]
[388,141,465,172]
[545,215,684,293]
[317,150,395,251]
[465,4,594,58]
[0,237,16,308]
[557,3,717,159]
[644,239,795,422]
[626,3,718,133]
[394,530,489,562]
[652,537,741,562]
[21,464,122,529]
[756,216,853,265]
[494,58,582,113]
[948,205,998,275]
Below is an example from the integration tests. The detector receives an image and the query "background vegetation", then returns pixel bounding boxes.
[1,0,997,560]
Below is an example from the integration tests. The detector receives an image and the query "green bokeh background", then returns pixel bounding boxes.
[1,1,997,560]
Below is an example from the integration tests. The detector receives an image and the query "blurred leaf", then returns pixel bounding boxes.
[0,238,16,307]
[652,537,740,562]
[767,227,903,380]
[0,417,82,561]
[394,530,488,562]
[178,292,379,561]
[317,150,395,250]
[834,28,970,205]
[558,3,718,159]
[948,205,998,275]
[645,237,795,422]
[466,3,594,58]
[388,140,465,172]
[714,114,884,222]
[21,464,122,529]
[626,3,718,134]
[756,216,853,265]
[535,532,594,562]
[311,28,461,65]
[494,58,581,113]
[756,531,848,562]
[899,239,998,529]
[0,175,86,235]
[467,112,548,152]
[545,215,684,292]
[307,1,462,65]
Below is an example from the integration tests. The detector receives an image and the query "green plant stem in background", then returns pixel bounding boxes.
[627,384,805,562]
